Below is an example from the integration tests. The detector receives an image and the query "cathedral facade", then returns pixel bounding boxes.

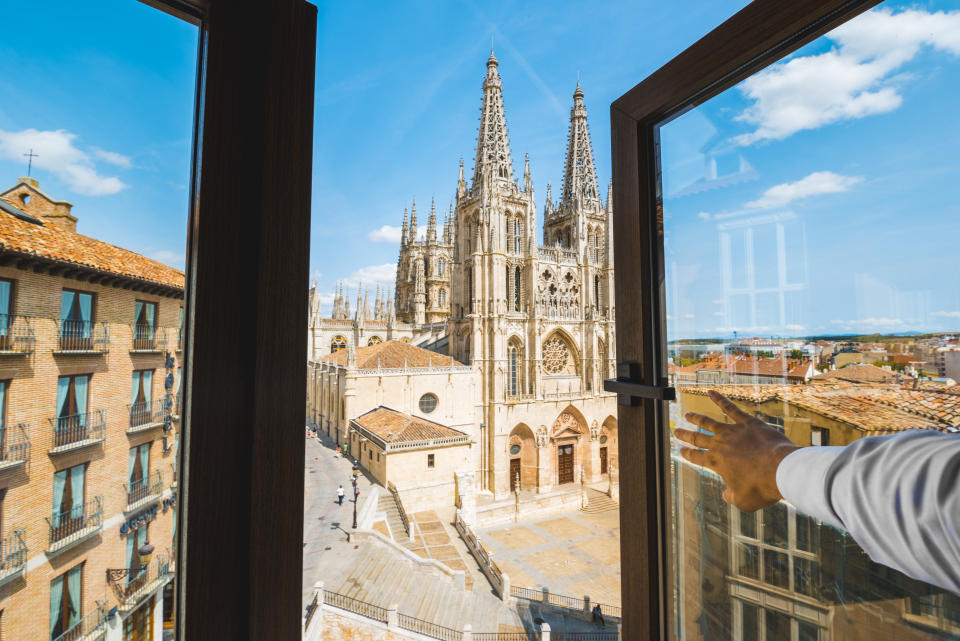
[398,52,618,499]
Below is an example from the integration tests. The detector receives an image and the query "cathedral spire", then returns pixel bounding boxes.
[472,51,514,189]
[444,202,453,244]
[401,207,409,246]
[457,158,466,200]
[409,199,418,243]
[427,197,437,243]
[561,82,600,207]
[523,153,532,193]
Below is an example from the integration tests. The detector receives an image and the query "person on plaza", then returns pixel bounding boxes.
[675,390,960,595]
[337,484,344,506]
[335,445,341,458]
[592,604,605,627]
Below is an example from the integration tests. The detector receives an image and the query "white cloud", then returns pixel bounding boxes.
[146,249,185,269]
[368,225,403,243]
[91,147,133,168]
[0,128,128,195]
[932,311,960,319]
[342,263,395,289]
[734,7,960,145]
[746,171,862,209]
[697,211,712,221]
[829,317,908,330]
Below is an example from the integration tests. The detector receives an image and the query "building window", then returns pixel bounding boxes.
[507,345,519,396]
[439,289,446,306]
[427,454,435,469]
[594,275,600,307]
[368,449,372,460]
[130,370,154,427]
[60,290,95,350]
[419,393,438,414]
[514,267,521,311]
[514,219,522,253]
[367,336,382,346]
[52,463,86,542]
[810,426,830,446]
[50,563,84,639]
[133,300,158,349]
[755,412,785,434]
[331,335,347,353]
[438,259,445,276]
[733,501,819,596]
[0,278,12,340]
[128,443,151,504]
[55,374,91,446]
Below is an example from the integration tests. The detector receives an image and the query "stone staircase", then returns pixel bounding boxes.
[581,487,618,514]
[377,492,410,544]
[330,538,509,630]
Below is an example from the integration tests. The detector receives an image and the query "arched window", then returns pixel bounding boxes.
[331,335,347,353]
[514,219,522,253]
[594,276,601,307]
[507,338,524,397]
[438,259,446,276]
[367,336,382,346]
[439,289,446,306]
[514,266,522,312]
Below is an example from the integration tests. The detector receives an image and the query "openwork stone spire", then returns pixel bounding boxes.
[472,50,514,188]
[561,83,600,206]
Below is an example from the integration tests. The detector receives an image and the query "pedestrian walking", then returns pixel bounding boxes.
[337,485,344,506]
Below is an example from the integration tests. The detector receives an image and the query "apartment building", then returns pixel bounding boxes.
[0,177,182,641]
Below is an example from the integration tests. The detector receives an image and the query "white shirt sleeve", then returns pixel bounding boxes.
[776,430,960,595]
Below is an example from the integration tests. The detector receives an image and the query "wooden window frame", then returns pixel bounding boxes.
[137,0,317,640]
[608,1,881,639]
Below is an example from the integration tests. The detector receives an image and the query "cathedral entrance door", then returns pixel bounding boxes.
[600,447,608,475]
[510,458,521,492]
[557,444,574,485]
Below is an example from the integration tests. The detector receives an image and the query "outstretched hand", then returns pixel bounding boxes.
[674,390,799,512]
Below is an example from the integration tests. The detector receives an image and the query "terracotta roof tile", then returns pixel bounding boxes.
[811,364,910,384]
[351,406,467,444]
[321,340,463,369]
[0,202,184,290]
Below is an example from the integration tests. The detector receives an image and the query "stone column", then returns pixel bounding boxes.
[540,621,551,641]
[456,470,477,525]
[387,604,398,628]
[463,623,473,641]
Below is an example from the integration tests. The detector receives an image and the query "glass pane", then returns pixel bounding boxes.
[661,1,960,640]
[0,3,197,639]
[742,602,760,641]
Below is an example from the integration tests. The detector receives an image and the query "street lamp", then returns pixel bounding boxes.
[138,541,155,568]
[351,477,358,529]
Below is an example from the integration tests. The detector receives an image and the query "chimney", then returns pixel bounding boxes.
[2,177,78,233]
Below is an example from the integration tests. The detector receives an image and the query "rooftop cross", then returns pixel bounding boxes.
[23,148,38,176]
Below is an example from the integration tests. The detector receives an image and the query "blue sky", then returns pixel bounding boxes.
[1,1,957,337]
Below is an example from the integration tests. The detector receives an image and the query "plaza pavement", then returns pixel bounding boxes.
[478,505,622,608]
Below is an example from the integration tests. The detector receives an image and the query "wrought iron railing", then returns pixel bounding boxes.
[0,529,27,576]
[49,410,106,451]
[322,589,388,622]
[51,603,108,641]
[128,398,165,429]
[474,635,539,641]
[47,496,103,548]
[397,614,463,641]
[553,634,619,641]
[0,314,35,354]
[387,481,410,536]
[509,585,621,621]
[56,319,110,353]
[455,510,503,593]
[132,324,168,352]
[107,553,173,606]
[0,423,29,466]
[125,470,163,508]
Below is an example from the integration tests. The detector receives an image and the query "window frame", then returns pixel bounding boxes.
[607,1,882,638]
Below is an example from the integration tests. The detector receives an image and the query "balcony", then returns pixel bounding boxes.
[48,411,106,454]
[55,319,110,354]
[46,496,103,554]
[0,314,35,355]
[131,324,167,353]
[0,529,27,585]
[124,470,163,512]
[128,398,165,433]
[107,553,174,611]
[51,604,108,641]
[0,423,29,471]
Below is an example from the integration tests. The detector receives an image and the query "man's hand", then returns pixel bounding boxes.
[674,390,800,512]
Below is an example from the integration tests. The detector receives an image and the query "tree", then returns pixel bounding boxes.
[787,349,805,360]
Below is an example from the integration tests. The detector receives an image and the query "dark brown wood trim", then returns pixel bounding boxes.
[613,0,882,123]
[610,2,883,639]
[178,1,316,640]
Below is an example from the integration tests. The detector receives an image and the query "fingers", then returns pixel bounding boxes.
[684,412,731,433]
[708,390,751,423]
[679,446,718,471]
[722,488,734,504]
[674,427,715,450]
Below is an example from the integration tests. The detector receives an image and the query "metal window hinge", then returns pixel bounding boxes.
[603,361,676,406]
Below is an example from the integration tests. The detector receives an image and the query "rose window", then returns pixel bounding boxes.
[542,337,570,375]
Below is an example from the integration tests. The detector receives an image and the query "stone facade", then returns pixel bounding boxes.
[307,52,619,513]
[0,179,180,641]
